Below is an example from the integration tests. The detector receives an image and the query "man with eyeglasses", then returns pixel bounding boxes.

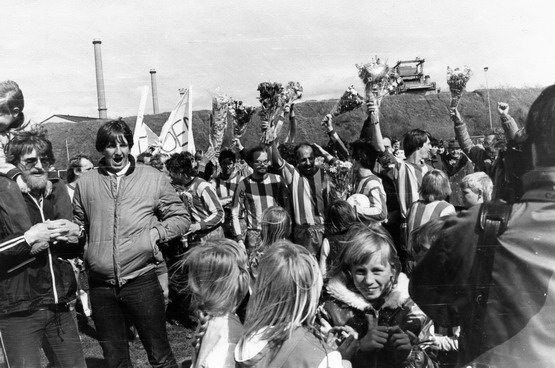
[0,128,86,367]
[231,146,290,252]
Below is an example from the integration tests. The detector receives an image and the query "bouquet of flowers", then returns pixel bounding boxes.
[447,66,472,107]
[257,82,285,144]
[228,99,256,138]
[324,160,353,202]
[356,57,403,106]
[281,81,304,105]
[210,90,230,156]
[330,85,365,117]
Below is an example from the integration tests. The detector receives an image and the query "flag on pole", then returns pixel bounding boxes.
[131,86,157,157]
[160,87,195,154]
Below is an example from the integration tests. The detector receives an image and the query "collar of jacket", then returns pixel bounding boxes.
[325,272,410,313]
[97,155,137,176]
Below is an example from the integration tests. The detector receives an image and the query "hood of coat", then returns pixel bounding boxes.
[325,272,410,312]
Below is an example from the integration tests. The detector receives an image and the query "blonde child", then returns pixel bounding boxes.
[248,206,291,279]
[319,200,357,277]
[0,80,37,191]
[320,224,438,368]
[173,238,249,368]
[235,240,347,368]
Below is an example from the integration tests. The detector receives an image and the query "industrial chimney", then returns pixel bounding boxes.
[92,39,108,119]
[150,69,159,114]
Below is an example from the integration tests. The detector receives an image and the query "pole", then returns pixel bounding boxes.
[484,67,492,130]
[65,139,70,161]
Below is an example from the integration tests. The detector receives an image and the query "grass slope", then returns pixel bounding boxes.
[44,88,541,169]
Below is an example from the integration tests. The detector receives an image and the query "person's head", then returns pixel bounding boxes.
[460,172,493,207]
[447,139,462,160]
[403,129,431,159]
[295,143,317,176]
[96,119,133,173]
[136,151,153,165]
[244,240,322,344]
[523,84,555,169]
[218,149,236,177]
[165,152,197,185]
[172,238,249,319]
[66,154,94,184]
[392,139,400,152]
[194,150,204,165]
[6,128,54,194]
[331,224,401,304]
[382,136,392,153]
[149,153,170,173]
[350,139,378,170]
[246,146,269,177]
[0,80,24,132]
[260,206,291,248]
[325,200,357,235]
[483,129,506,160]
[409,217,447,263]
[429,137,439,156]
[437,140,446,155]
[420,169,451,203]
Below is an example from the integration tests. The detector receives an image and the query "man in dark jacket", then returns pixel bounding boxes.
[0,129,85,367]
[73,119,190,368]
[410,85,555,368]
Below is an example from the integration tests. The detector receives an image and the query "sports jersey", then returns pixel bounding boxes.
[353,172,387,223]
[406,199,456,236]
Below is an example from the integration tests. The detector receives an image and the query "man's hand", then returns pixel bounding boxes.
[359,325,389,352]
[388,325,414,362]
[321,114,334,133]
[366,99,379,114]
[449,107,462,121]
[30,242,50,255]
[24,221,62,246]
[48,219,80,242]
[497,102,509,117]
[188,223,201,234]
[232,138,244,152]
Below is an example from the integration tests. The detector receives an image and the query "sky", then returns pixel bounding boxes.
[2,0,555,122]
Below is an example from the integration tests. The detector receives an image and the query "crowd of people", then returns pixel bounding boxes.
[1,78,554,368]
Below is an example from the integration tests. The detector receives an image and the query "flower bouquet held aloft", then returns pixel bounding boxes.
[210,90,230,156]
[330,85,365,117]
[228,99,256,138]
[281,81,304,106]
[447,66,472,108]
[257,82,285,144]
[324,160,353,202]
[356,57,403,106]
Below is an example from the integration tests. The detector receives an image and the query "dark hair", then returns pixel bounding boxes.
[218,149,236,164]
[246,146,267,165]
[95,118,134,152]
[351,139,378,169]
[0,80,24,114]
[165,151,197,177]
[6,127,54,167]
[524,84,555,167]
[67,154,92,183]
[136,151,153,163]
[403,129,430,158]
[325,200,357,235]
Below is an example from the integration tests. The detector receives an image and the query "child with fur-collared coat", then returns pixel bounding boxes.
[319,224,438,368]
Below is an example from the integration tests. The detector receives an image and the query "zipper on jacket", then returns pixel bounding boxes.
[29,194,59,304]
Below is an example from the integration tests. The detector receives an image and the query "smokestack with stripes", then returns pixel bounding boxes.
[150,69,159,114]
[92,39,108,119]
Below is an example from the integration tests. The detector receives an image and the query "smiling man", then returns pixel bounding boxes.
[0,128,86,367]
[73,119,190,368]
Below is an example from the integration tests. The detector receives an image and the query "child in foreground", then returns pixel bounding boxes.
[174,238,249,368]
[235,240,349,368]
[320,224,438,368]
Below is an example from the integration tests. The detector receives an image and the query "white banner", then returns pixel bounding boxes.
[160,87,195,154]
[131,86,155,157]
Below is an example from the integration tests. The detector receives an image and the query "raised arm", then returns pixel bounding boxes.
[497,102,527,142]
[284,103,297,144]
[367,99,386,153]
[321,114,349,160]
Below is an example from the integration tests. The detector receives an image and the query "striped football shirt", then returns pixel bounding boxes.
[279,162,326,226]
[230,173,290,236]
[177,177,224,231]
[379,151,432,218]
[406,199,456,236]
[354,172,388,223]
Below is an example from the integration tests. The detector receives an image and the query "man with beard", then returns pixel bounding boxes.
[0,129,86,367]
[73,119,189,368]
[231,146,290,252]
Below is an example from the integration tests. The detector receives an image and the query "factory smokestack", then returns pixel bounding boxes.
[150,69,159,114]
[92,39,108,119]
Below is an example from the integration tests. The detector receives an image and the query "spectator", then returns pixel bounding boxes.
[73,119,189,367]
[459,172,493,208]
[0,128,86,367]
[410,85,555,367]
[66,154,94,200]
[441,139,474,208]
